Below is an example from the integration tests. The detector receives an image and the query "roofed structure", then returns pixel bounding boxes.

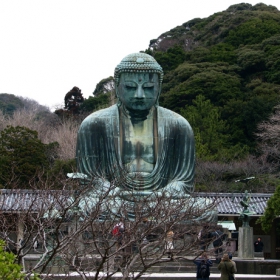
[198,192,272,216]
[0,189,272,216]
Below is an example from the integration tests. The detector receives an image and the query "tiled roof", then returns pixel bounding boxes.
[0,189,71,212]
[0,189,273,216]
[197,192,273,216]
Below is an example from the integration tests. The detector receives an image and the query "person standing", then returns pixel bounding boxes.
[254,237,264,252]
[228,253,237,278]
[193,252,213,280]
[112,219,125,249]
[217,253,235,280]
[165,229,174,260]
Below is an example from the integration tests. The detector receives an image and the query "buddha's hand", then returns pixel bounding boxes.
[92,178,121,197]
[164,181,190,198]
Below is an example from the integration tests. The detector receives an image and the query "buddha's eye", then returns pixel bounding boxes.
[124,82,137,89]
[143,83,154,89]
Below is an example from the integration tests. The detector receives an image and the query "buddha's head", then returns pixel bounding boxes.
[114,53,163,112]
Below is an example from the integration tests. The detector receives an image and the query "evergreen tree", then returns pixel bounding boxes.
[181,95,248,160]
[0,126,56,187]
[258,184,280,232]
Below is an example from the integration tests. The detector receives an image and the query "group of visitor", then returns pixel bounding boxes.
[194,252,237,280]
[112,218,265,280]
[193,236,264,279]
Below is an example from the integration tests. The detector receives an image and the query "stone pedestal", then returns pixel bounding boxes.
[238,227,254,259]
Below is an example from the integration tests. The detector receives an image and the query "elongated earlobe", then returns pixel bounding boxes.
[155,86,161,108]
[115,86,122,107]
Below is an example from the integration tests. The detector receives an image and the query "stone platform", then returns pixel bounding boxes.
[40,256,280,279]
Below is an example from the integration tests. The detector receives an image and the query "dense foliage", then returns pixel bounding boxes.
[0,94,24,116]
[147,3,280,160]
[92,76,114,96]
[80,93,111,112]
[0,240,25,280]
[0,126,59,187]
[81,76,115,112]
[258,184,280,232]
[64,86,84,114]
[0,239,40,279]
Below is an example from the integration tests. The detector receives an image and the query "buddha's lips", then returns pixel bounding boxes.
[129,98,154,101]
[133,101,145,105]
[130,100,154,106]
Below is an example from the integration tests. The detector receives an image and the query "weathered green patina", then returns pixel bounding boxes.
[239,190,255,227]
[76,53,195,198]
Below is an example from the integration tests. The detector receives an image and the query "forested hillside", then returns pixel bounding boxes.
[1,3,280,193]
[146,3,280,162]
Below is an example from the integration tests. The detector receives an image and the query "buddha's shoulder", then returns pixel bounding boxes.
[158,106,191,127]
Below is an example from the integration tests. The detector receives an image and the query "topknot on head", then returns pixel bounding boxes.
[114,53,164,85]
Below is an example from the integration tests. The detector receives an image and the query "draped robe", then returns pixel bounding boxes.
[76,105,195,195]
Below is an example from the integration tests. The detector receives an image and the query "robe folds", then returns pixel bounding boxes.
[76,105,195,195]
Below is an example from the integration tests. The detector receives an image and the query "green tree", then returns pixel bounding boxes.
[258,185,280,232]
[153,45,186,72]
[181,95,249,161]
[0,240,24,280]
[226,18,280,48]
[181,95,228,160]
[0,93,24,116]
[81,93,110,112]
[64,86,84,114]
[207,43,237,64]
[0,126,57,187]
[161,67,242,113]
[237,48,266,74]
[92,76,114,96]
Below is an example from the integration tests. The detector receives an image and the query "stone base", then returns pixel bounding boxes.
[238,227,254,259]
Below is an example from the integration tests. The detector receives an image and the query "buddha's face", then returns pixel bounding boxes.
[117,72,159,111]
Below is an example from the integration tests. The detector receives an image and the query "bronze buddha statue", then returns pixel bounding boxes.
[76,53,195,199]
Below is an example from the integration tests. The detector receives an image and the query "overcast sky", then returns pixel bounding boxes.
[1,0,280,110]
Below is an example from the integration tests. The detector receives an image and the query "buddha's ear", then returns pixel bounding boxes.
[154,78,161,108]
[115,81,119,97]
[115,82,122,107]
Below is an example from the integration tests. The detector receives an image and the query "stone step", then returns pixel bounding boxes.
[145,259,220,273]
[24,253,280,276]
[71,255,280,275]
[45,272,280,280]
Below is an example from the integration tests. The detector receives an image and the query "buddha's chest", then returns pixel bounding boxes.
[120,115,157,173]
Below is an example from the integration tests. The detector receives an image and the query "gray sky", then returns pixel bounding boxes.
[1,0,280,110]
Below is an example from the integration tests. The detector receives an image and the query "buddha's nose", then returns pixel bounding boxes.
[135,86,145,98]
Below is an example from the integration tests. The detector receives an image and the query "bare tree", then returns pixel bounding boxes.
[0,108,79,160]
[43,119,79,160]
[256,105,280,165]
[17,96,50,113]
[195,154,277,193]
[0,172,218,280]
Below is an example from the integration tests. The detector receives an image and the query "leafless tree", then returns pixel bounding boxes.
[256,105,280,165]
[0,172,218,280]
[195,155,276,193]
[0,108,79,160]
[17,96,50,113]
